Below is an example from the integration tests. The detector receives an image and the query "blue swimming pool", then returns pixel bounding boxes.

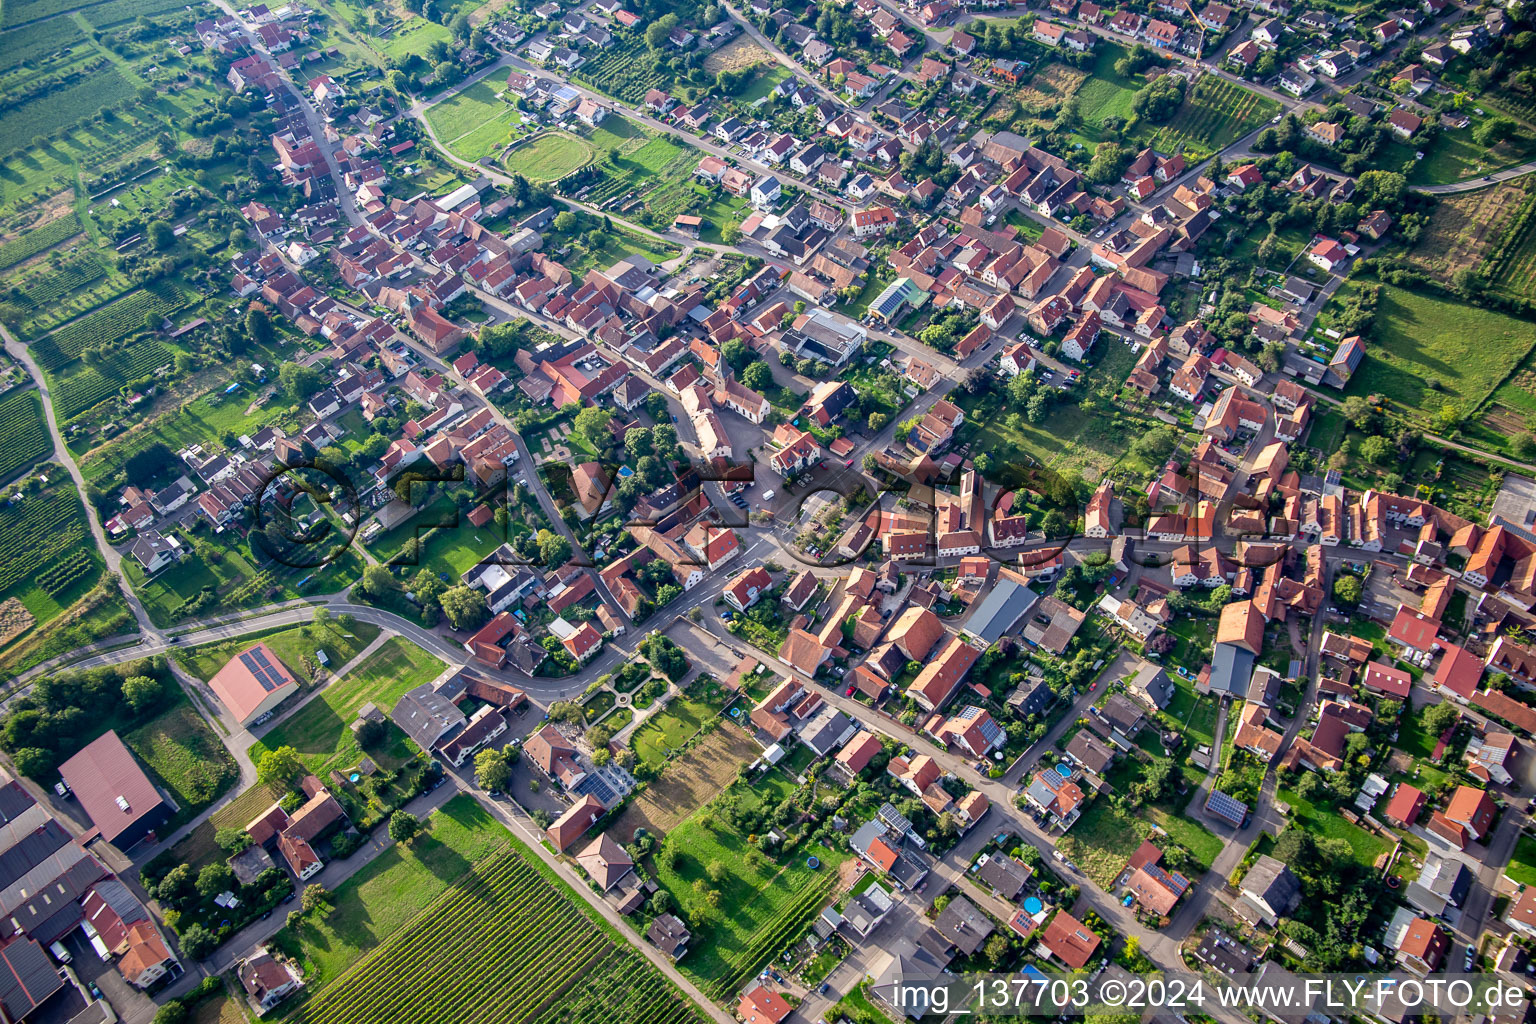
[1023,896,1043,915]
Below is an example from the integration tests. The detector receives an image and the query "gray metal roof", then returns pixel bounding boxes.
[963,578,1039,646]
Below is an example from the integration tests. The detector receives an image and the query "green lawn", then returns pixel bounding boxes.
[1506,834,1536,888]
[248,637,447,775]
[738,63,791,104]
[631,685,725,771]
[953,345,1150,484]
[123,698,238,828]
[178,621,380,682]
[1073,43,1139,131]
[658,768,844,995]
[274,794,511,989]
[377,12,454,60]
[1307,407,1346,452]
[1057,798,1144,889]
[1338,282,1536,423]
[503,131,593,182]
[424,79,527,163]
[1277,785,1391,868]
[1397,704,1443,760]
[1146,807,1223,869]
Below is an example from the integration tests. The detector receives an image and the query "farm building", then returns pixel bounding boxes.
[209,642,302,726]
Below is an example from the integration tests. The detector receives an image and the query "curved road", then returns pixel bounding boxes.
[1,325,157,638]
[1415,159,1536,194]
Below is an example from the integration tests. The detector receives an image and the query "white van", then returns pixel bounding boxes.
[48,941,70,965]
[761,490,775,500]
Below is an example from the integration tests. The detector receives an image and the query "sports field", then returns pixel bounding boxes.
[503,132,592,182]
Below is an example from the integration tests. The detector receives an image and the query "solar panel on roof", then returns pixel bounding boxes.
[239,648,286,693]
[1205,790,1248,824]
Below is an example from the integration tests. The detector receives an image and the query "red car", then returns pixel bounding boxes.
[844,683,857,696]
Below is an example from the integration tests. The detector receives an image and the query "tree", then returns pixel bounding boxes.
[120,673,163,713]
[301,882,333,914]
[741,361,773,392]
[257,745,304,788]
[536,529,572,567]
[1341,395,1374,430]
[388,811,421,843]
[148,219,175,251]
[1421,701,1460,738]
[1359,434,1393,464]
[644,12,679,48]
[1129,426,1178,464]
[178,923,217,960]
[196,862,234,897]
[153,1001,190,1024]
[1332,574,1362,606]
[439,584,488,630]
[573,405,613,449]
[983,932,1011,967]
[553,209,578,233]
[156,863,195,905]
[1131,75,1185,124]
[1473,115,1517,148]
[360,563,398,599]
[245,306,273,347]
[279,362,324,400]
[475,747,514,791]
[216,826,252,853]
[705,859,728,883]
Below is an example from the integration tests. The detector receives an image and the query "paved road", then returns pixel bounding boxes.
[1414,159,1536,194]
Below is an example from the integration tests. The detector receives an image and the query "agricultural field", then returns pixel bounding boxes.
[4,247,134,335]
[0,63,135,159]
[578,133,696,216]
[280,796,705,1024]
[611,724,759,836]
[32,277,186,369]
[248,637,447,776]
[1141,75,1279,160]
[1487,185,1536,302]
[658,767,844,999]
[0,389,51,482]
[0,16,86,69]
[503,132,593,182]
[123,698,239,828]
[1404,177,1529,287]
[0,479,103,625]
[0,214,80,271]
[424,79,525,163]
[1336,282,1536,424]
[126,528,367,627]
[574,34,672,104]
[703,37,773,75]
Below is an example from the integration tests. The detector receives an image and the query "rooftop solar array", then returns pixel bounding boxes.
[240,646,288,693]
[1205,789,1249,826]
